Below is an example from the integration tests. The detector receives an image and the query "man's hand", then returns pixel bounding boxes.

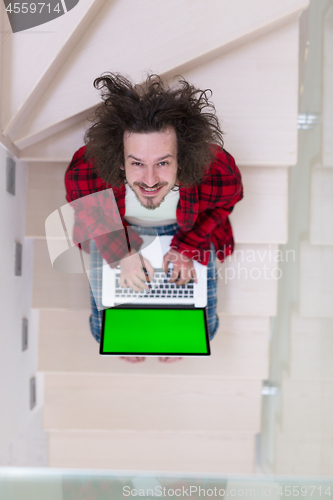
[163,248,197,285]
[119,253,154,292]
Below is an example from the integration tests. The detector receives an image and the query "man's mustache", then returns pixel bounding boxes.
[134,182,167,189]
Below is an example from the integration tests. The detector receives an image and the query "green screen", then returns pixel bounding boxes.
[101,308,209,355]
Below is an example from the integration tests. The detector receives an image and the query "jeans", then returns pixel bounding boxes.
[89,222,219,343]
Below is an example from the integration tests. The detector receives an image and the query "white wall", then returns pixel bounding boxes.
[0,143,46,464]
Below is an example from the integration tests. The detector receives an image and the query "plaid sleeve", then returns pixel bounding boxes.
[65,147,143,266]
[171,149,243,265]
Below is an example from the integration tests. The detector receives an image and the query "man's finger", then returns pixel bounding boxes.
[127,275,150,292]
[175,276,190,285]
[174,264,195,285]
[168,265,180,283]
[134,269,151,290]
[144,260,155,282]
[175,266,189,284]
[163,253,170,274]
[119,275,126,288]
[191,266,198,284]
[137,268,147,283]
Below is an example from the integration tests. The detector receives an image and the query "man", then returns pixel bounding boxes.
[65,73,243,362]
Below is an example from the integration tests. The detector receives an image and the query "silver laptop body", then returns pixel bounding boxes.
[102,235,207,308]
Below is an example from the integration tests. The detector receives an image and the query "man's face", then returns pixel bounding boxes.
[122,127,178,210]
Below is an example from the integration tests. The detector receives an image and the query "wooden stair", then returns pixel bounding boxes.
[11,0,310,472]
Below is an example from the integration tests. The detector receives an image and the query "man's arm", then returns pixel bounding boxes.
[170,148,243,265]
[65,147,143,267]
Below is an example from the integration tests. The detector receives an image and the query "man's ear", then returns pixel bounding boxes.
[120,165,125,170]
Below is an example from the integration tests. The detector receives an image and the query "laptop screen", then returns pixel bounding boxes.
[100,307,210,356]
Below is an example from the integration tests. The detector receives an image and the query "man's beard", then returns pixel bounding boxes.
[129,183,171,210]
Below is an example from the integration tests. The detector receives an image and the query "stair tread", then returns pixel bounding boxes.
[39,310,269,378]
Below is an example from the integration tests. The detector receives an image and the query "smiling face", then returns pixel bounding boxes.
[122,127,178,210]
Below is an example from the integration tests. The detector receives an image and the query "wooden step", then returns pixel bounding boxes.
[14,0,308,151]
[32,238,90,309]
[230,167,288,244]
[48,429,255,472]
[1,0,100,136]
[310,166,333,245]
[290,312,333,381]
[21,122,88,163]
[38,310,269,379]
[26,162,67,238]
[181,20,300,168]
[43,373,262,432]
[217,244,279,317]
[300,242,333,318]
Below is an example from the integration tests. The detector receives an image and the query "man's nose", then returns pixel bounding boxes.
[145,167,159,187]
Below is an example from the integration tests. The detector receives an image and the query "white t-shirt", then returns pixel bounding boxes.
[124,184,179,227]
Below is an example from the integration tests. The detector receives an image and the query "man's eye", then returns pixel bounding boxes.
[132,162,142,166]
[159,161,168,166]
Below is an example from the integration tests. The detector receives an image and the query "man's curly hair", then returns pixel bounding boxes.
[84,73,224,188]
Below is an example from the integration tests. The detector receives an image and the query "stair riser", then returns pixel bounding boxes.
[49,430,255,473]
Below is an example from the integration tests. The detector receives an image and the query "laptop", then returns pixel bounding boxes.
[100,235,210,356]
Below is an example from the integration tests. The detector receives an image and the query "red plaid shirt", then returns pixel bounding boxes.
[65,144,243,266]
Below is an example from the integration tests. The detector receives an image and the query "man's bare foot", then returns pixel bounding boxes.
[119,357,145,363]
[158,357,183,363]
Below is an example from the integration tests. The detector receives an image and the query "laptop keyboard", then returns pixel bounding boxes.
[115,268,194,300]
